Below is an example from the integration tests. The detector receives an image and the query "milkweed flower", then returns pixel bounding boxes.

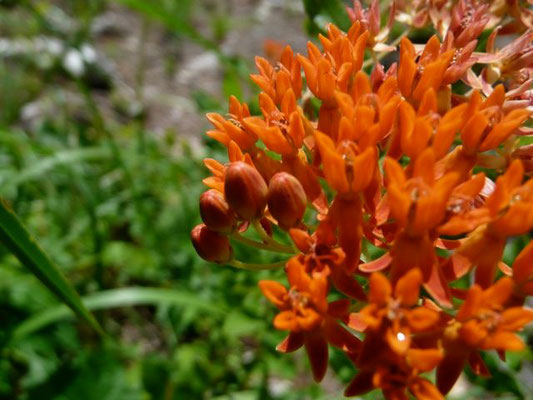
[191,2,533,398]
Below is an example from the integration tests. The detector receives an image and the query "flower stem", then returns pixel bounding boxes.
[228,259,288,271]
[252,220,295,253]
[232,233,295,254]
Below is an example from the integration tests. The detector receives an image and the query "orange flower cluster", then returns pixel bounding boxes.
[192,2,533,398]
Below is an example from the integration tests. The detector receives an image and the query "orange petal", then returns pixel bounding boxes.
[461,111,489,151]
[438,208,491,236]
[348,312,368,332]
[460,320,488,346]
[274,310,299,331]
[417,88,437,116]
[288,228,313,253]
[423,260,453,308]
[385,325,411,355]
[453,172,486,197]
[395,268,422,306]
[242,117,294,155]
[384,156,407,187]
[398,37,416,97]
[276,331,305,352]
[413,148,436,186]
[351,146,378,192]
[352,70,371,103]
[352,30,369,72]
[412,50,453,102]
[369,272,392,305]
[500,307,533,331]
[513,240,533,284]
[359,252,392,273]
[286,257,311,291]
[481,331,525,351]
[407,348,443,372]
[344,369,375,397]
[258,280,289,309]
[314,130,349,193]
[406,307,440,332]
[491,202,533,236]
[457,285,483,321]
[305,331,329,382]
[479,109,529,152]
[409,377,444,400]
[437,352,467,395]
[481,84,505,109]
[297,308,323,331]
[433,103,468,159]
[482,277,513,308]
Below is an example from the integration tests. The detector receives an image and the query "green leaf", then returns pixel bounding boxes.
[13,287,226,339]
[0,199,103,336]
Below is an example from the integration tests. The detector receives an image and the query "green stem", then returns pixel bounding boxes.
[232,233,295,254]
[251,220,295,253]
[228,259,288,271]
[76,79,147,233]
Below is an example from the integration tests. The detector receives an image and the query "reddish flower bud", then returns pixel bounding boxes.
[191,224,232,263]
[267,172,307,230]
[199,189,236,233]
[224,162,268,220]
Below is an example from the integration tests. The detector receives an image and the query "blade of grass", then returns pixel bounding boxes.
[12,287,226,339]
[1,147,111,190]
[0,199,103,336]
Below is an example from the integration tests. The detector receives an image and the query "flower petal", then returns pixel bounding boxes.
[344,369,375,397]
[305,331,329,382]
[369,272,392,305]
[276,331,305,353]
[395,268,422,306]
[407,348,443,372]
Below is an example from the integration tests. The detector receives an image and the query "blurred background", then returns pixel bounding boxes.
[0,1,531,399]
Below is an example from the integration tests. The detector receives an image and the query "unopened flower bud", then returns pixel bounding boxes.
[191,224,232,263]
[267,172,307,230]
[224,162,268,220]
[200,189,236,233]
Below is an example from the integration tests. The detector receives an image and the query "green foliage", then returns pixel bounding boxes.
[302,0,352,34]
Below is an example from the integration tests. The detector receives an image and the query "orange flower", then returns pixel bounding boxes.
[259,257,360,381]
[454,159,533,286]
[385,149,459,236]
[384,149,460,304]
[346,270,443,399]
[355,269,440,355]
[437,277,533,394]
[206,97,256,151]
[397,36,454,104]
[345,358,444,400]
[314,131,378,195]
[250,46,302,104]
